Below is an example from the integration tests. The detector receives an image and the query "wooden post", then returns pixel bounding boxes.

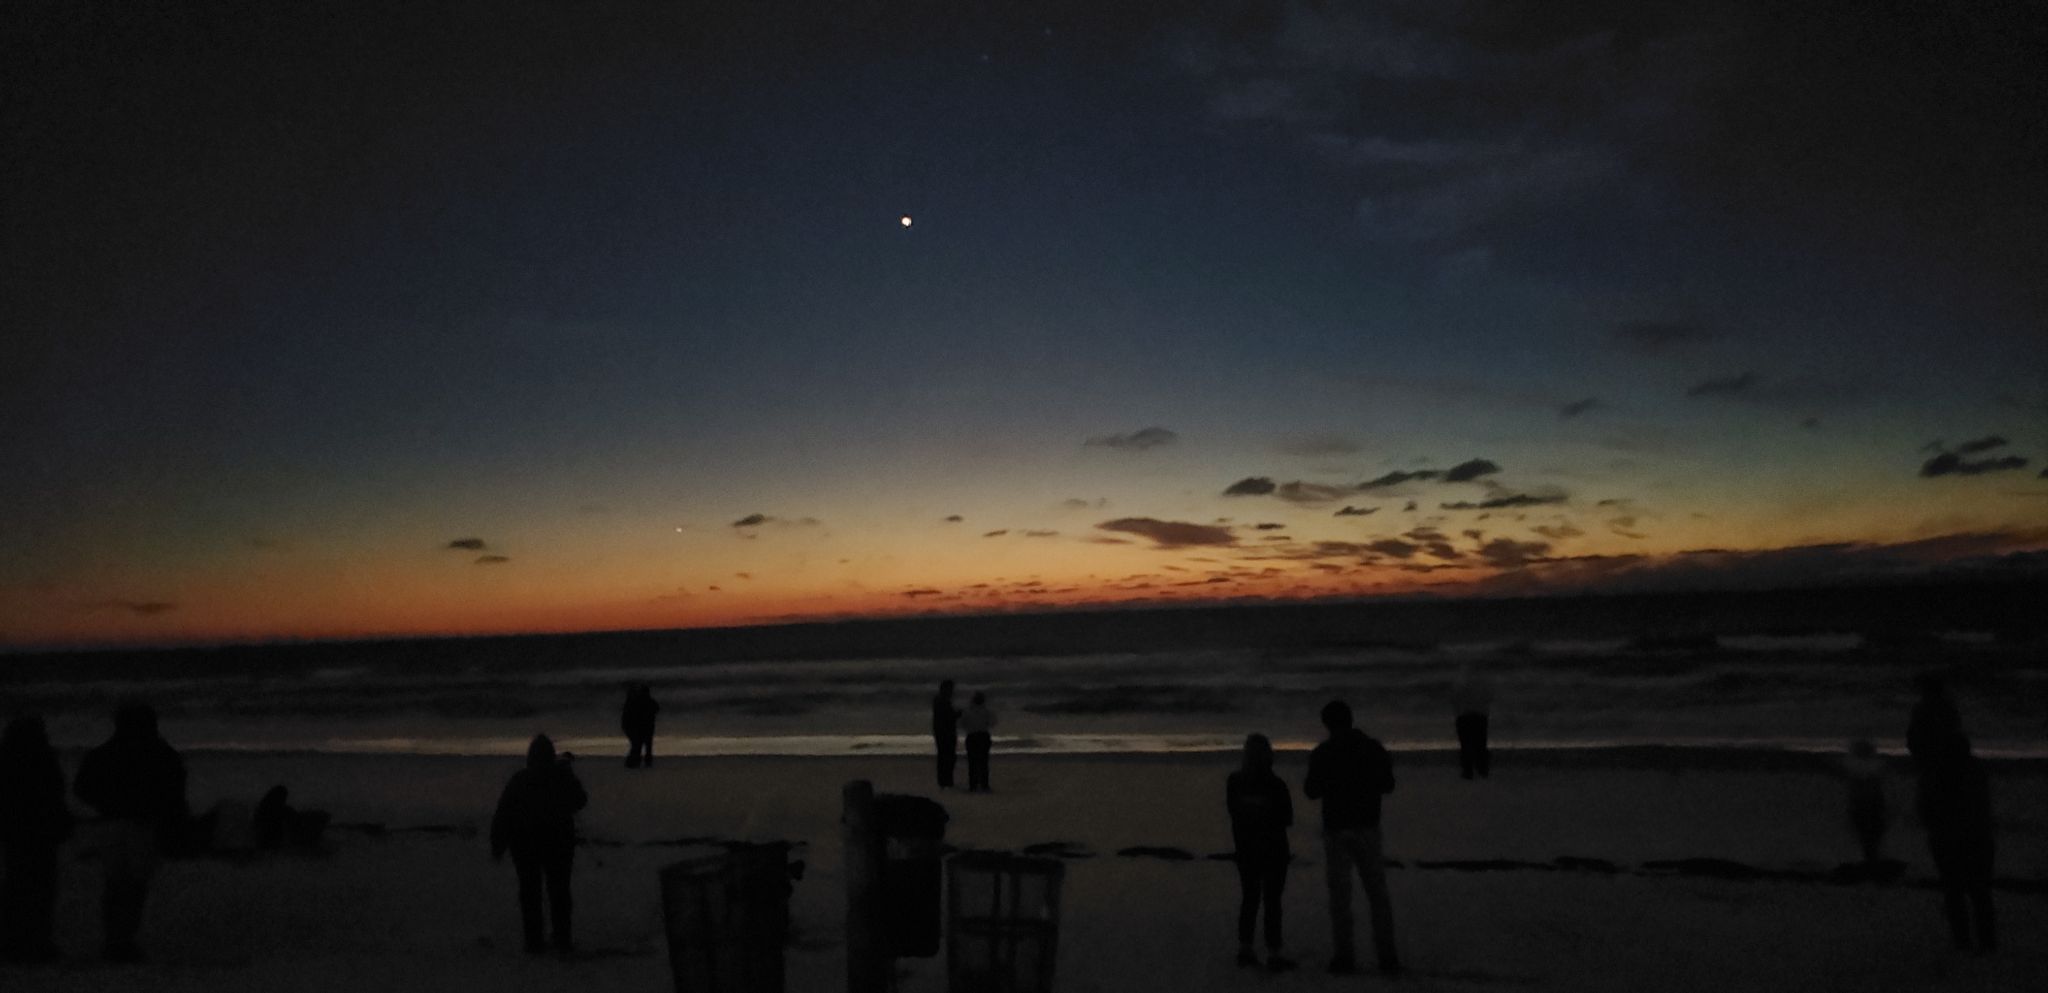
[843,780,885,993]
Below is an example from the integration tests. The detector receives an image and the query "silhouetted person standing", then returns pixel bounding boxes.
[1226,733,1295,972]
[1843,739,1888,865]
[961,692,996,792]
[1,717,72,964]
[1303,700,1399,976]
[1918,731,1995,952]
[491,735,589,955]
[1451,664,1494,780]
[73,703,186,963]
[932,681,960,789]
[622,684,660,769]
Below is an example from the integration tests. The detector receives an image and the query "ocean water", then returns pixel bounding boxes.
[13,631,2044,759]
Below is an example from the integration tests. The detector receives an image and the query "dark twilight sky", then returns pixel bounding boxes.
[3,0,2044,647]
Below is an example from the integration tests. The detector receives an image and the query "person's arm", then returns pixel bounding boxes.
[565,772,589,815]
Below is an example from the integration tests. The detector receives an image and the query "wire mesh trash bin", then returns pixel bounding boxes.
[876,794,949,958]
[947,852,1064,993]
[661,843,793,993]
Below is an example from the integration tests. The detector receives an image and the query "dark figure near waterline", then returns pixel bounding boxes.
[1451,664,1494,780]
[1303,700,1400,977]
[961,692,996,792]
[932,680,960,789]
[1,717,72,964]
[1906,673,1961,764]
[73,703,187,963]
[1226,733,1295,972]
[254,785,331,850]
[622,684,660,769]
[491,735,589,955]
[1842,739,1888,865]
[1918,732,1995,952]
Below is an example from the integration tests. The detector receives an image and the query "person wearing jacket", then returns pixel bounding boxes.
[931,681,961,789]
[1303,700,1400,976]
[959,693,997,792]
[1,717,73,964]
[1226,733,1295,972]
[491,735,589,955]
[1918,731,1995,952]
[73,702,186,963]
[622,684,661,769]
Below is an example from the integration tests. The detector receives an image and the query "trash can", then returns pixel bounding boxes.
[660,842,793,993]
[947,852,1063,993]
[874,794,949,958]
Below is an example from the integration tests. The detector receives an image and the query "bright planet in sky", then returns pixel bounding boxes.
[899,215,912,227]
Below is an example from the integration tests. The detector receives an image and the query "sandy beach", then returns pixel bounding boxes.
[1,746,2041,992]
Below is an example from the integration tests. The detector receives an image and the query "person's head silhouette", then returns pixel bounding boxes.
[1320,700,1353,735]
[114,701,159,740]
[1242,733,1274,772]
[971,691,987,706]
[526,734,557,770]
[939,680,954,697]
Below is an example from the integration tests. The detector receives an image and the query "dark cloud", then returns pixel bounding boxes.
[944,515,964,523]
[731,514,770,528]
[982,530,1009,538]
[1334,505,1377,517]
[903,588,943,598]
[1477,538,1552,568]
[87,599,176,616]
[1484,530,2048,594]
[1558,398,1599,418]
[1442,458,1501,483]
[475,555,510,565]
[1366,539,1418,559]
[1253,523,1286,531]
[1275,480,1349,504]
[1060,497,1108,510]
[732,514,820,528]
[1442,492,1567,510]
[1920,451,2029,478]
[1359,469,1440,489]
[1403,501,1418,512]
[446,538,486,551]
[1021,530,1060,538]
[1532,524,1584,540]
[1278,435,1363,457]
[1096,517,1238,549]
[1686,372,1758,398]
[1223,476,1277,496]
[1612,320,1716,355]
[1085,426,1179,452]
[1955,435,2010,455]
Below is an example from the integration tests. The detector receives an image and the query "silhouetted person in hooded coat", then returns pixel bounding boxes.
[1,717,72,963]
[1226,733,1294,971]
[960,693,996,792]
[1918,731,1995,952]
[492,735,588,954]
[73,703,186,963]
[1451,664,1494,780]
[622,684,660,768]
[1303,700,1399,976]
[932,681,960,789]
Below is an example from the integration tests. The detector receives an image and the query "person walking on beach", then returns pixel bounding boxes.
[622,684,660,769]
[1917,731,1995,952]
[1,717,73,964]
[1226,733,1296,972]
[932,680,961,789]
[73,702,187,963]
[1906,673,1961,764]
[1842,738,1888,866]
[961,692,996,793]
[1303,700,1400,976]
[491,735,589,955]
[1451,663,1494,780]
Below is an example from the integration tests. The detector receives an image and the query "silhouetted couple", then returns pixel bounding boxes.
[932,683,996,791]
[1226,701,1399,977]
[622,684,660,768]
[492,735,589,955]
[1909,677,1995,953]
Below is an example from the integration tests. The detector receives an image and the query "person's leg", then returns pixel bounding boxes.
[1234,858,1259,961]
[968,734,991,791]
[22,846,59,959]
[1475,713,1491,778]
[1323,831,1355,968]
[626,736,643,768]
[513,854,545,952]
[1355,828,1400,972]
[546,850,574,951]
[644,732,654,767]
[1262,859,1287,955]
[101,822,155,961]
[1455,715,1476,779]
[935,736,953,789]
[0,848,24,960]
